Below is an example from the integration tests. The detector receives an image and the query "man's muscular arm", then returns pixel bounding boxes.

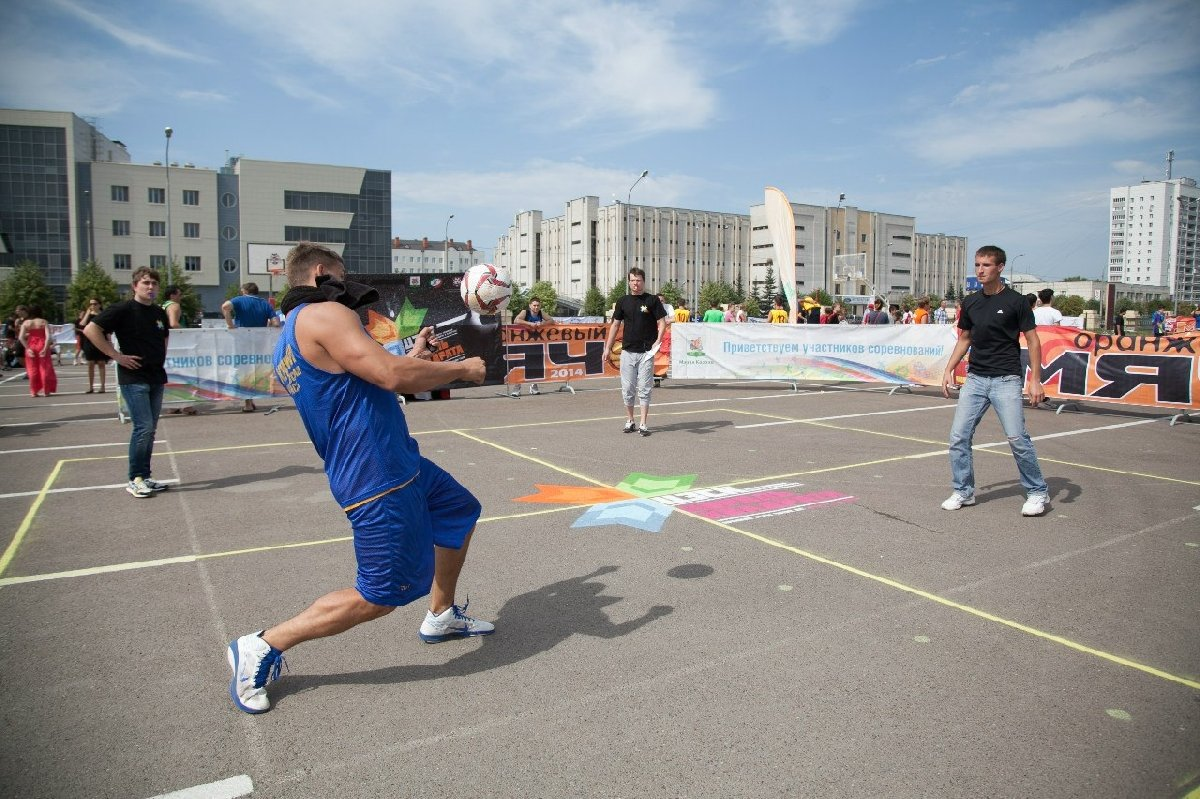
[297,303,484,392]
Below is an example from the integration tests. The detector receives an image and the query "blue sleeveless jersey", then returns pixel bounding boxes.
[273,304,421,508]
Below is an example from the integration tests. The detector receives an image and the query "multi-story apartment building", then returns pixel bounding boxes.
[497,198,752,306]
[1,109,392,313]
[390,237,483,274]
[498,195,963,311]
[1108,177,1199,306]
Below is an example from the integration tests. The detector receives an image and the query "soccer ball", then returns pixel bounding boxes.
[460,263,512,314]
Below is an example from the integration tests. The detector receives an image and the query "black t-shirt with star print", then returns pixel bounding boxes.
[612,293,667,353]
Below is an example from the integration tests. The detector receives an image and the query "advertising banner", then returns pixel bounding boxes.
[355,273,507,387]
[1037,327,1200,410]
[501,323,620,385]
[670,323,956,385]
[164,328,285,401]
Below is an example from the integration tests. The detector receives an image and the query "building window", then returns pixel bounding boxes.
[111,185,129,202]
[284,226,348,244]
[183,222,200,238]
[184,256,201,272]
[284,191,356,212]
[149,221,166,237]
[222,258,239,273]
[222,225,237,240]
[221,192,237,208]
[148,187,165,204]
[150,255,167,269]
[113,253,131,270]
[112,220,130,236]
[182,190,199,206]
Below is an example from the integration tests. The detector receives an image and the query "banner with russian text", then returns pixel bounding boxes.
[670,323,956,385]
[164,328,286,401]
[1036,327,1200,410]
[502,324,620,384]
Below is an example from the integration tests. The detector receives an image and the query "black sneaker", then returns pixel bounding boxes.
[639,425,651,437]
[622,420,636,433]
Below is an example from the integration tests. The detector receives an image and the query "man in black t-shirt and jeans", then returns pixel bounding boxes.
[84,267,172,498]
[603,268,667,437]
[941,246,1049,517]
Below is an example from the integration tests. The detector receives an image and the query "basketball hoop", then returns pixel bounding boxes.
[269,267,283,277]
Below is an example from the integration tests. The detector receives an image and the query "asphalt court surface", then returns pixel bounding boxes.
[1,363,1198,798]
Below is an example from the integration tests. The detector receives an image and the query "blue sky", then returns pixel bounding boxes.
[2,0,1197,281]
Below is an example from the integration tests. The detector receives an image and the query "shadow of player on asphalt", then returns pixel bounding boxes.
[270,565,673,703]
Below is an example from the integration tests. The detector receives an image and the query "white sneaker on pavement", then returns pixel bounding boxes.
[418,603,495,643]
[1021,495,1048,517]
[940,492,976,511]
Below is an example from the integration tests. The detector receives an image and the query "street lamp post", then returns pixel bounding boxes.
[164,126,173,269]
[625,170,649,280]
[443,214,454,273]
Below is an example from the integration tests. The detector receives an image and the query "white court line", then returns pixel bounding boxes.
[0,439,164,455]
[144,774,253,799]
[0,478,178,500]
[974,417,1160,448]
[736,403,952,428]
[1,417,117,428]
[0,398,118,408]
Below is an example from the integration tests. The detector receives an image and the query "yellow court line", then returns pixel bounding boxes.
[452,429,614,488]
[0,459,65,578]
[670,505,1200,691]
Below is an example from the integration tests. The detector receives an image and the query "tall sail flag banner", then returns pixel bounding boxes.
[764,187,798,323]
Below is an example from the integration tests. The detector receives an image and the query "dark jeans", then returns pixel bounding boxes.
[121,382,164,480]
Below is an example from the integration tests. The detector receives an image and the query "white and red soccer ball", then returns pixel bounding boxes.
[460,263,513,314]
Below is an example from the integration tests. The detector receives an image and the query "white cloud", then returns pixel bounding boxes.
[176,89,229,103]
[48,0,210,62]
[199,0,718,134]
[911,96,1185,165]
[0,49,138,117]
[757,0,864,48]
[908,0,1200,166]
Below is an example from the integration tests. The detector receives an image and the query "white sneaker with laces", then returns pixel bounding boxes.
[226,631,286,714]
[1021,495,1048,517]
[622,420,636,434]
[419,603,495,643]
[126,478,154,498]
[940,492,976,511]
[528,384,540,395]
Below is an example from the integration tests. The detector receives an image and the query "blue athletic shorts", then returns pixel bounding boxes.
[345,457,481,607]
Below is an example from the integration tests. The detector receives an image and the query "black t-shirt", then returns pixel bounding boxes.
[612,293,667,353]
[958,286,1035,377]
[93,300,169,385]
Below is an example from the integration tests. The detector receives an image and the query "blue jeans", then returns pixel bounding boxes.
[121,382,164,481]
[948,374,1048,499]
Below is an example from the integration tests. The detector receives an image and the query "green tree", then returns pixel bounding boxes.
[507,282,530,317]
[582,285,607,316]
[741,295,762,318]
[1083,298,1101,312]
[899,293,917,312]
[528,280,559,315]
[945,284,958,302]
[761,265,777,306]
[0,260,58,321]
[1115,297,1138,315]
[699,280,738,309]
[163,261,204,325]
[1053,294,1085,317]
[65,261,121,319]
[605,279,628,309]
[811,288,833,307]
[657,281,685,307]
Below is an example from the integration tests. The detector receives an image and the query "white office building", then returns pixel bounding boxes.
[390,237,483,274]
[1108,177,1200,305]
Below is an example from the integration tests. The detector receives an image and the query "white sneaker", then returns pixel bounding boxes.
[418,602,495,643]
[226,631,286,714]
[941,492,976,511]
[1021,495,1048,517]
[528,384,540,395]
[126,478,154,498]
